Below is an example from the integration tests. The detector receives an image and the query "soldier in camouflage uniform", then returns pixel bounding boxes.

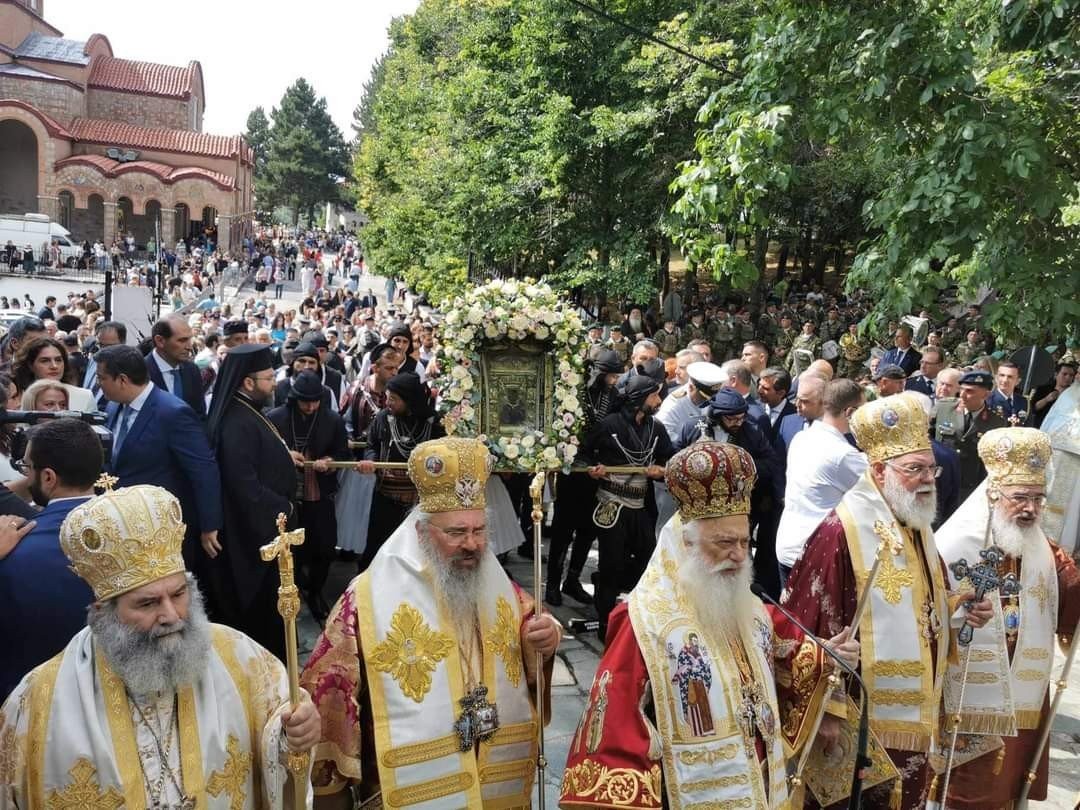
[837,321,870,379]
[787,320,822,375]
[708,307,735,363]
[684,310,709,343]
[951,330,988,368]
[732,309,756,350]
[938,317,963,354]
[756,304,779,346]
[653,318,682,359]
[586,324,607,364]
[607,324,632,367]
[773,313,798,368]
[820,306,846,344]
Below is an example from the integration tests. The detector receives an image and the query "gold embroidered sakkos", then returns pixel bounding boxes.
[484,597,523,688]
[369,603,454,702]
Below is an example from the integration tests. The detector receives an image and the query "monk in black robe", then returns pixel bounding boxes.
[206,343,297,660]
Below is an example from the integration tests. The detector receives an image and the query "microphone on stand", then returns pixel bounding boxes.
[750,582,872,810]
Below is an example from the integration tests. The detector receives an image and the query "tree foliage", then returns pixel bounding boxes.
[244,106,271,179]
[253,79,349,226]
[672,0,1080,343]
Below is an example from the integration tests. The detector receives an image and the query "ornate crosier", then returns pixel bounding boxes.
[260,513,309,808]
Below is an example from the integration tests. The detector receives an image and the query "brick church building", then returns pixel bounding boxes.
[0,0,253,253]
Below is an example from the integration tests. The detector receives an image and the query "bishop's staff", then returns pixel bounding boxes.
[1016,611,1080,807]
[529,470,549,810]
[261,512,310,810]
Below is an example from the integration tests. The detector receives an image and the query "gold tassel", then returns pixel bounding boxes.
[928,774,940,803]
[890,777,903,810]
[992,745,1007,775]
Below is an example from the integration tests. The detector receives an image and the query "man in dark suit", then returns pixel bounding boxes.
[96,345,222,573]
[83,320,126,410]
[757,367,796,447]
[145,314,207,418]
[904,346,945,401]
[881,322,922,376]
[0,418,100,702]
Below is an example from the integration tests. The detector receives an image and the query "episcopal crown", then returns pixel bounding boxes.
[850,393,931,465]
[60,485,187,601]
[664,441,757,522]
[408,437,494,513]
[978,427,1052,488]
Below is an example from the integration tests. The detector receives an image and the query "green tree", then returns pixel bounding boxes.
[244,106,271,177]
[259,79,349,226]
[672,0,1080,344]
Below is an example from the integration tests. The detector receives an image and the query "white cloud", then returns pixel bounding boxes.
[45,0,420,136]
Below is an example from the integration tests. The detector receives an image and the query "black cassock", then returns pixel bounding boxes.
[210,394,297,660]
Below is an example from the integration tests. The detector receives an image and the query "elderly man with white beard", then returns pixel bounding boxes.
[301,437,560,809]
[0,484,321,810]
[781,394,995,810]
[934,427,1080,809]
[560,442,859,810]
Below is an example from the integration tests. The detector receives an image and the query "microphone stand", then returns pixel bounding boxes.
[751,584,871,810]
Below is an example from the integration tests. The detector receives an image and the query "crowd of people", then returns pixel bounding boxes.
[0,241,1076,809]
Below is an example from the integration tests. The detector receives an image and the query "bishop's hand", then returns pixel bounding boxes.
[958,591,994,629]
[522,614,561,660]
[824,625,860,672]
[282,692,321,752]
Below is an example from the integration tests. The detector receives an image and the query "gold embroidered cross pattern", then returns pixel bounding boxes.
[872,521,913,605]
[45,759,124,810]
[1026,573,1050,613]
[371,603,454,702]
[207,735,253,810]
[485,597,523,687]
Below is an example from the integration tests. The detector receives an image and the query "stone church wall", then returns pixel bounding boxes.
[0,77,84,127]
[87,89,193,131]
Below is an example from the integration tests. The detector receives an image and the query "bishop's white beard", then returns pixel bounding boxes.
[990,506,1043,559]
[89,579,212,700]
[418,525,498,637]
[882,467,938,530]
[677,542,758,643]
[629,314,643,332]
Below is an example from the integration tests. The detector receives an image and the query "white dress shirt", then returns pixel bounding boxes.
[656,384,704,442]
[775,420,868,567]
[151,349,179,396]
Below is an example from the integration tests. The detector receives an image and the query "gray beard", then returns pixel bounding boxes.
[89,580,212,700]
[990,508,1042,559]
[676,545,758,643]
[418,531,497,637]
[883,468,938,530]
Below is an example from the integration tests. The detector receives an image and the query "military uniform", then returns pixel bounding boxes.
[837,332,870,379]
[732,316,756,349]
[786,333,821,375]
[939,325,963,353]
[756,312,778,345]
[653,326,682,358]
[684,321,709,343]
[935,399,1007,501]
[820,316,846,344]
[708,315,734,362]
[586,338,607,364]
[774,325,797,365]
[607,336,632,366]
[951,339,986,368]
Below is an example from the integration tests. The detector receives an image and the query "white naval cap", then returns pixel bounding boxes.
[686,361,725,393]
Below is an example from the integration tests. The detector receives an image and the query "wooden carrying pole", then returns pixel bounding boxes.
[304,461,649,474]
[260,513,310,810]
[1016,613,1080,807]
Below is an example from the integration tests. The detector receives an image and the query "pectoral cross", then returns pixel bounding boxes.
[950,545,1021,646]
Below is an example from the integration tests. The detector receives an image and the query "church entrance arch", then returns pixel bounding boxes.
[0,120,39,216]
[174,203,191,246]
[83,194,105,244]
[58,190,74,231]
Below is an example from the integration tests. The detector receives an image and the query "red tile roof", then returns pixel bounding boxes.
[69,118,247,162]
[54,155,235,190]
[87,56,198,100]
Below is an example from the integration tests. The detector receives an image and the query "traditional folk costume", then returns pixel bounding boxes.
[782,395,961,810]
[560,443,832,809]
[0,485,309,810]
[935,429,1080,809]
[582,376,676,639]
[301,438,553,809]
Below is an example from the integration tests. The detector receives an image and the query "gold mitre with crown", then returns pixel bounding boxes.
[979,427,1051,488]
[408,437,494,513]
[60,484,187,601]
[850,393,931,464]
[664,441,757,522]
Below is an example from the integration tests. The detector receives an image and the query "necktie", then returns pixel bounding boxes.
[113,407,132,460]
[172,367,184,399]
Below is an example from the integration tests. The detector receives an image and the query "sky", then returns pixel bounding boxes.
[46,0,421,137]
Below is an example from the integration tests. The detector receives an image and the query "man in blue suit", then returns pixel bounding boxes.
[880,323,922,376]
[82,320,126,410]
[0,418,101,702]
[777,374,827,454]
[145,314,207,418]
[97,345,222,571]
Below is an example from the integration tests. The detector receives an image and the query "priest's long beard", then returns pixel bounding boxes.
[90,581,212,700]
[882,468,937,530]
[418,523,498,639]
[677,543,757,643]
[990,506,1042,559]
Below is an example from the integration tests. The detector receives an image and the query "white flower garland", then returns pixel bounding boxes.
[434,279,585,472]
